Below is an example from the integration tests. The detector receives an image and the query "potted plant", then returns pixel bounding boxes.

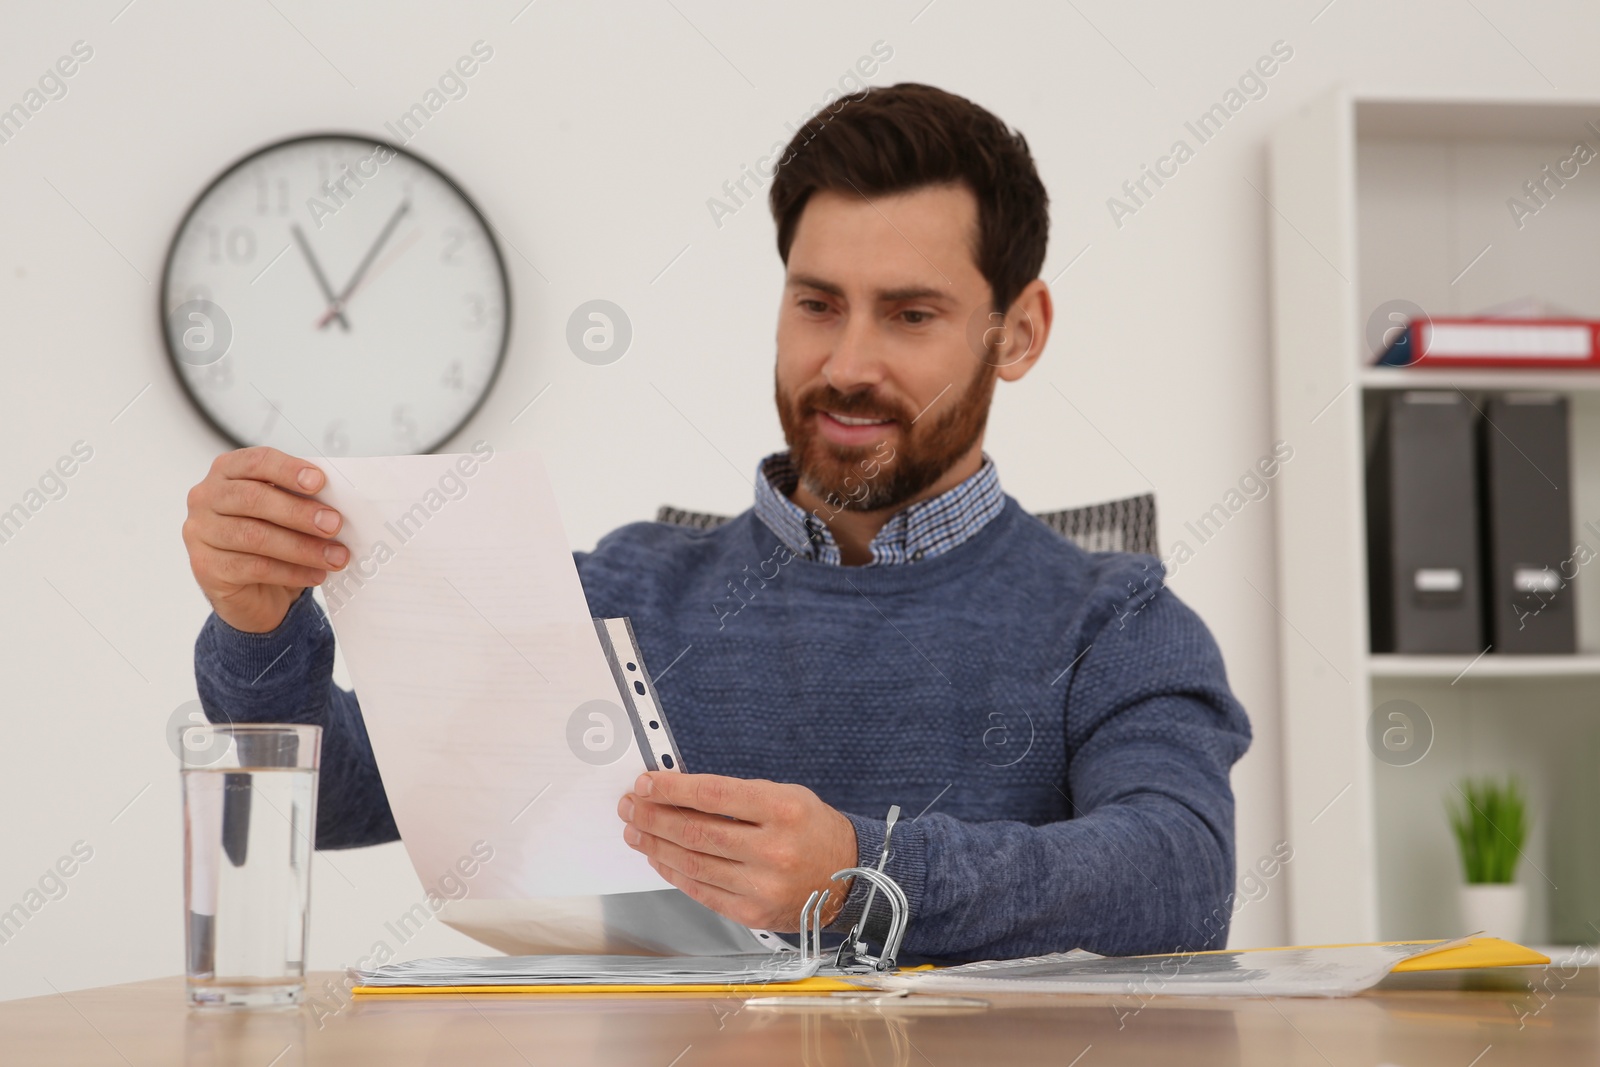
[1447,776,1529,940]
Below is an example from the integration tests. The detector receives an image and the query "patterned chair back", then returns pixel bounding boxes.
[655,492,1158,556]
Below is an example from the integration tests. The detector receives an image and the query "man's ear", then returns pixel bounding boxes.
[993,278,1053,383]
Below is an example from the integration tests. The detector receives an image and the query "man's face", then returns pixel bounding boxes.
[775,183,997,512]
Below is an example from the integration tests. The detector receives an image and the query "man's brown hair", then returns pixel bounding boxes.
[768,82,1050,315]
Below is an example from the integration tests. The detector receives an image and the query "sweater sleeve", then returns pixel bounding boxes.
[193,588,399,849]
[829,574,1252,961]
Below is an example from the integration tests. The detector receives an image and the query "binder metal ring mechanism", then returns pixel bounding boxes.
[595,619,912,976]
[798,805,909,975]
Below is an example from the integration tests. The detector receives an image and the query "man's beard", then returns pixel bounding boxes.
[775,360,997,513]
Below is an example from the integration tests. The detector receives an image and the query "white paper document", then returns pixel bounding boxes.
[864,939,1473,998]
[313,447,665,901]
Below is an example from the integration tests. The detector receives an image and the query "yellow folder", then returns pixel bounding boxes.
[352,974,868,996]
[1371,936,1546,972]
[1176,936,1547,972]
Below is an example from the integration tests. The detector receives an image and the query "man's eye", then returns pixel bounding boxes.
[901,310,932,325]
[800,299,830,314]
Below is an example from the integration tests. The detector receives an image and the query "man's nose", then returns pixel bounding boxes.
[822,313,885,393]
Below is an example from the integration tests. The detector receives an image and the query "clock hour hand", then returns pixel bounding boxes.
[317,200,411,330]
[289,225,350,332]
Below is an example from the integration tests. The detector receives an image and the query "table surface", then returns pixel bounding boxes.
[4,967,1596,1066]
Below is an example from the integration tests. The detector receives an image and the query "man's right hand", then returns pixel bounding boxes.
[183,446,349,634]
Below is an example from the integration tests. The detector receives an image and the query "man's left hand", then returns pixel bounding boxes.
[618,772,858,932]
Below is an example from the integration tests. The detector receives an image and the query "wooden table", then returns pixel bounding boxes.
[4,967,1596,1065]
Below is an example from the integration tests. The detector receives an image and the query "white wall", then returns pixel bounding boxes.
[3,0,1595,1001]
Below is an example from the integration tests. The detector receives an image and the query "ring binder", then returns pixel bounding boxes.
[349,809,918,992]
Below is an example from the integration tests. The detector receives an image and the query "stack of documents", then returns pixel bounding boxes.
[348,938,1549,999]
[861,937,1548,998]
[353,952,822,989]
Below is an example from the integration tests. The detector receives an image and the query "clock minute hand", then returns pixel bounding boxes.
[317,200,411,331]
[289,225,350,332]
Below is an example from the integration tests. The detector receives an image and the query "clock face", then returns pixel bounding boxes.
[161,134,510,457]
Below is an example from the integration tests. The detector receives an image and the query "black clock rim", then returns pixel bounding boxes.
[158,131,514,458]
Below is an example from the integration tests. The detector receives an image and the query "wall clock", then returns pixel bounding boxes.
[161,133,510,457]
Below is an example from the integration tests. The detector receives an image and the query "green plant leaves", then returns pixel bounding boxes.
[1447,776,1528,884]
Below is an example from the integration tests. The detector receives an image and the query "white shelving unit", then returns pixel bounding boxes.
[1268,89,1600,947]
[1358,368,1600,392]
[1369,655,1600,680]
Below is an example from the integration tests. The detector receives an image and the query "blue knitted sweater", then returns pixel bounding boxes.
[194,498,1251,961]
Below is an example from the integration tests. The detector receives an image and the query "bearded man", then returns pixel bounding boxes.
[184,83,1251,962]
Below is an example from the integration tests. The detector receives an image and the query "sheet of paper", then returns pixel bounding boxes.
[864,939,1472,997]
[437,891,782,956]
[313,447,666,899]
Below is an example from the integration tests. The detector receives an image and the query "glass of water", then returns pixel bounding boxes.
[180,723,321,1009]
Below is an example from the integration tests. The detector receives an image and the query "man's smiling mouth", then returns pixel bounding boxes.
[822,411,894,426]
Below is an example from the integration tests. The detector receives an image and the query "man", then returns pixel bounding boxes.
[184,83,1251,962]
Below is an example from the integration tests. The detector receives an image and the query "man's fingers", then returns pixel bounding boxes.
[197,446,344,553]
[624,827,750,894]
[636,772,773,822]
[622,794,754,857]
[206,515,349,572]
[216,445,326,495]
[211,477,342,540]
[194,544,329,591]
[643,859,764,928]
